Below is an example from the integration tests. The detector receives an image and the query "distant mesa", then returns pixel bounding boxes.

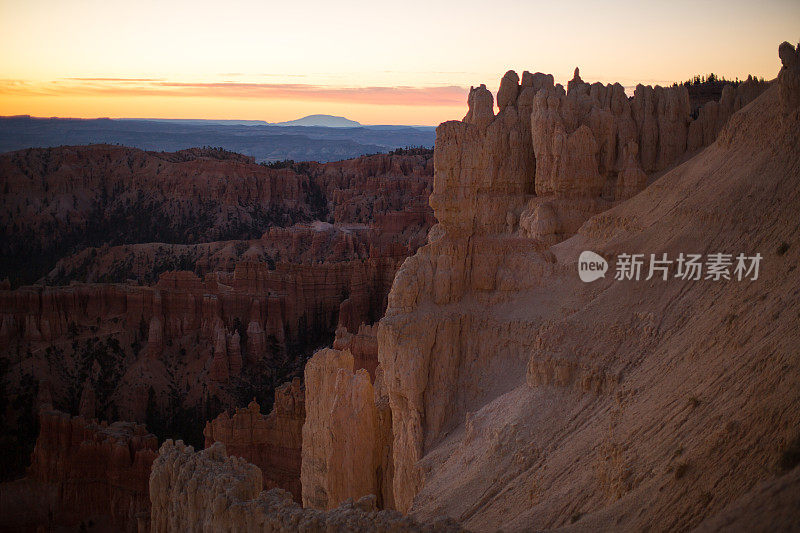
[0,114,433,162]
[275,114,362,128]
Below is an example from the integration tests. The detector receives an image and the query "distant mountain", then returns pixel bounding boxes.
[0,115,435,163]
[275,114,362,128]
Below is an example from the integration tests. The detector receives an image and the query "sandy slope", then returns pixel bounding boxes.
[408,82,800,531]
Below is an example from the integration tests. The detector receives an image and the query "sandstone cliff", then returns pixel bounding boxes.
[292,55,773,521]
[0,410,157,531]
[372,42,800,531]
[0,149,433,487]
[300,341,393,511]
[203,378,305,501]
[149,440,462,532]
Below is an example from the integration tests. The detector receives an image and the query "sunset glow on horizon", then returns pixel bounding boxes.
[1,0,798,125]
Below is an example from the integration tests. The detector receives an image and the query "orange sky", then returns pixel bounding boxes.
[1,0,798,125]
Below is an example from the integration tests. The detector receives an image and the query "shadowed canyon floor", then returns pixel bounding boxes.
[0,148,433,530]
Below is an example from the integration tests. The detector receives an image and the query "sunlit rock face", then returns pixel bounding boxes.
[293,60,770,517]
[376,60,770,515]
[301,324,394,511]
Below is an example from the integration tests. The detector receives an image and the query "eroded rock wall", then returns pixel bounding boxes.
[203,378,305,501]
[300,342,394,511]
[0,410,157,532]
[149,440,461,532]
[364,42,800,533]
[376,65,769,514]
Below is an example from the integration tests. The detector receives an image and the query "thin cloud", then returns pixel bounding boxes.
[257,73,309,78]
[66,77,166,82]
[1,78,468,106]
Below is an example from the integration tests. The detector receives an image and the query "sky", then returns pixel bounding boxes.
[0,0,798,125]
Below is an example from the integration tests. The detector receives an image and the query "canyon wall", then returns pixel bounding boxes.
[0,410,157,532]
[0,148,433,531]
[371,42,799,531]
[377,62,769,514]
[149,439,462,532]
[300,336,393,511]
[0,149,433,482]
[0,146,433,286]
[36,150,434,287]
[203,378,305,501]
[0,257,391,351]
[0,146,313,286]
[0,254,398,426]
[295,65,769,517]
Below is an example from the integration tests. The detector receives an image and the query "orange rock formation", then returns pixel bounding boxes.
[296,42,799,532]
[0,410,157,531]
[203,378,305,501]
[149,440,459,532]
[376,42,800,530]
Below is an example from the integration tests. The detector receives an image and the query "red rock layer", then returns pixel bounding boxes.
[0,150,434,533]
[0,147,434,286]
[203,378,305,502]
[332,323,379,380]
[0,148,433,406]
[0,145,311,266]
[0,254,402,388]
[0,410,157,532]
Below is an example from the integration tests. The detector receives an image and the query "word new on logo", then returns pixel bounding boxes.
[578,251,609,282]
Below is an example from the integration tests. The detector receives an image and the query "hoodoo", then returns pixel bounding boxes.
[296,41,800,531]
[1,7,798,529]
